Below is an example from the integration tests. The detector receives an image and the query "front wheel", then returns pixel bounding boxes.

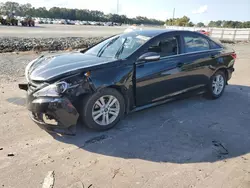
[206,71,226,99]
[80,88,125,131]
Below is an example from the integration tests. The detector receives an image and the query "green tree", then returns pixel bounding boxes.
[196,22,205,27]
[165,16,193,26]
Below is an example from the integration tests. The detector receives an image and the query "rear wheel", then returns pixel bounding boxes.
[80,88,125,131]
[206,71,226,99]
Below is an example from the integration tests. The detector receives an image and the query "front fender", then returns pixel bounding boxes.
[88,65,135,112]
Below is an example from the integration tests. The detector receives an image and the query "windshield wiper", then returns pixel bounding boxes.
[115,38,128,59]
[97,37,119,57]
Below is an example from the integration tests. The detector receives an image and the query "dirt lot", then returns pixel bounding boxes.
[0,43,250,188]
[0,24,156,38]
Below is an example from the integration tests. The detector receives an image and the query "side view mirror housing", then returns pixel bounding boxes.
[138,52,160,62]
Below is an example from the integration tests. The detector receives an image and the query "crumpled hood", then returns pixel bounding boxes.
[28,52,116,81]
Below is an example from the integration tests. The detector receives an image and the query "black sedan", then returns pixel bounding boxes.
[19,29,236,135]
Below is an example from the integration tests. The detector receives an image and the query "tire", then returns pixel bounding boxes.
[206,70,226,99]
[80,88,125,131]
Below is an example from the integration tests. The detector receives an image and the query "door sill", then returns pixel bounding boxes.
[131,90,206,113]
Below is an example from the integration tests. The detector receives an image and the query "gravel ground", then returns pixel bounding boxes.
[0,24,247,53]
[0,37,103,53]
[0,43,250,188]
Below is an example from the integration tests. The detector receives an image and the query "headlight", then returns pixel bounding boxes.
[33,82,68,97]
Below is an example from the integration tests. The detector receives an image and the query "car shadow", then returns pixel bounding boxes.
[45,84,250,163]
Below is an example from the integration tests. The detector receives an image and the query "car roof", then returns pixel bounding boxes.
[129,29,203,37]
[130,29,174,37]
[122,29,211,41]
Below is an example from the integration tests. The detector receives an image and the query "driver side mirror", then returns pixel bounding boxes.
[138,52,160,62]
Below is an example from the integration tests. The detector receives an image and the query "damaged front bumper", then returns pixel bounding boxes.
[26,95,79,135]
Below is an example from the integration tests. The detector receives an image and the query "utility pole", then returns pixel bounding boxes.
[117,0,119,14]
[172,8,175,25]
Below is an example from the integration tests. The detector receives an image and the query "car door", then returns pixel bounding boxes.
[179,33,220,89]
[135,34,190,107]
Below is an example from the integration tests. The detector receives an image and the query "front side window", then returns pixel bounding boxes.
[184,35,210,53]
[148,36,178,57]
[85,33,151,59]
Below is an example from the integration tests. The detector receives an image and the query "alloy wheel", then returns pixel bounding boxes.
[212,74,225,95]
[92,95,120,126]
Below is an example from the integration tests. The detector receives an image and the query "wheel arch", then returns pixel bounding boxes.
[214,67,229,83]
[106,85,131,114]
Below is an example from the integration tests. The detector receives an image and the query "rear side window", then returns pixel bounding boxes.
[210,40,222,49]
[148,36,179,57]
[184,35,210,53]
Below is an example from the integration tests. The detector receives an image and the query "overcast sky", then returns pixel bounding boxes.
[1,0,250,23]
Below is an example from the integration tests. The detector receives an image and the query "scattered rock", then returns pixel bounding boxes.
[0,148,3,151]
[67,157,70,160]
[242,156,248,160]
[42,171,55,188]
[7,153,14,157]
[3,112,7,114]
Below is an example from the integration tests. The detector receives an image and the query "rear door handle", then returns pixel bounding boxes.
[177,62,184,67]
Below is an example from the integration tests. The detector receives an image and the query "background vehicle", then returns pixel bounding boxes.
[21,16,35,26]
[0,15,18,26]
[19,30,236,134]
[197,29,210,36]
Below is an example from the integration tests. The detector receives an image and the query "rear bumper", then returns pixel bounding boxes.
[27,96,79,135]
[227,67,235,81]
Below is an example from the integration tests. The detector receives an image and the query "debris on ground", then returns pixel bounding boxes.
[112,168,121,179]
[84,135,109,147]
[42,171,55,188]
[212,140,229,158]
[7,153,14,157]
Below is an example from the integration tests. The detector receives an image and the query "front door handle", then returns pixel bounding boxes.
[211,55,216,58]
[137,64,144,68]
[177,62,184,68]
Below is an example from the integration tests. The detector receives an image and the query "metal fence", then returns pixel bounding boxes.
[165,26,250,41]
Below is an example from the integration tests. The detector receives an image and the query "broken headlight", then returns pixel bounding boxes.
[33,82,69,97]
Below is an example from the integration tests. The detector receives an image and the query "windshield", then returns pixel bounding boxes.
[85,32,151,59]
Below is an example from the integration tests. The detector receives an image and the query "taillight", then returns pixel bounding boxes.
[231,52,237,60]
